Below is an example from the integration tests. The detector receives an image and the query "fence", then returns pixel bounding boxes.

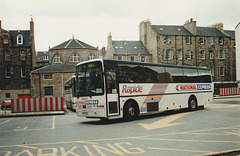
[219,87,239,96]
[11,97,64,113]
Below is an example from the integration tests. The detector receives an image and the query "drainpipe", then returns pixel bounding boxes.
[38,71,41,97]
[195,36,197,66]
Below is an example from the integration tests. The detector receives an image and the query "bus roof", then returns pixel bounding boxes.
[77,59,210,70]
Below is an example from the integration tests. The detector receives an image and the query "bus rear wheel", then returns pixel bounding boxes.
[124,102,137,121]
[188,96,198,110]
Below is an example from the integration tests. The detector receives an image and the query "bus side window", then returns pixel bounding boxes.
[106,68,117,94]
[183,68,198,83]
[198,69,211,83]
[144,66,167,83]
[165,67,184,83]
[118,64,144,83]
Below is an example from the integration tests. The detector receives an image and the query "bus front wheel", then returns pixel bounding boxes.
[188,96,198,110]
[123,101,137,121]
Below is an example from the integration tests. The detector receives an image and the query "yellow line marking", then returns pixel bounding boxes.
[0,116,56,133]
[136,137,240,144]
[0,118,14,126]
[0,128,52,133]
[224,130,240,136]
[181,132,232,136]
[0,140,98,148]
[153,125,240,137]
[138,112,192,130]
[14,126,28,131]
[0,124,239,150]
[149,147,213,153]
[16,145,38,149]
[52,116,55,129]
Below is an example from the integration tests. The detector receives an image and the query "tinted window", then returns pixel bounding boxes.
[198,69,211,83]
[144,66,166,83]
[183,68,198,83]
[119,64,144,83]
[76,61,104,97]
[165,67,184,83]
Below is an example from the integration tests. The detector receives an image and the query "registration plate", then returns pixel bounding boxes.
[82,112,88,115]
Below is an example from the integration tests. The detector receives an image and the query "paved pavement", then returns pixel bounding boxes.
[0,96,240,155]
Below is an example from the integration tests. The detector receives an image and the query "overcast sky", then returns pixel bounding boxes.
[1,0,239,51]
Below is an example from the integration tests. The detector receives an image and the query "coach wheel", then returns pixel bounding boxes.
[124,101,137,121]
[188,96,198,110]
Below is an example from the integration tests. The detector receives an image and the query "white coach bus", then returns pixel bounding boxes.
[64,76,77,111]
[75,59,212,121]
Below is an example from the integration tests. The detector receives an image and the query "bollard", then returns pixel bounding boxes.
[4,106,6,114]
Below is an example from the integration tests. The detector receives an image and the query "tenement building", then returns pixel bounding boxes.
[31,36,98,98]
[139,19,236,82]
[0,19,36,101]
[105,33,152,62]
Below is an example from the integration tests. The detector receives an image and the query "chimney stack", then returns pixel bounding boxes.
[209,22,223,32]
[30,18,36,69]
[184,18,197,36]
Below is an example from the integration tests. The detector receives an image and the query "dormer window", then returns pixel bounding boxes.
[17,34,23,45]
[165,36,171,44]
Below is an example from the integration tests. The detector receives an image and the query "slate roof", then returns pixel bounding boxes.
[224,30,235,40]
[51,37,97,50]
[197,27,228,37]
[112,41,150,55]
[36,51,49,63]
[31,64,76,74]
[151,25,192,36]
[151,25,231,38]
[9,30,31,47]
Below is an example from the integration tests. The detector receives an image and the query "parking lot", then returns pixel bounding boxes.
[0,98,240,156]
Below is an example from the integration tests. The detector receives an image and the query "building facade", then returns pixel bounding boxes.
[49,36,98,64]
[139,19,236,82]
[31,64,75,98]
[0,19,36,101]
[36,51,49,68]
[105,33,152,62]
[31,36,98,98]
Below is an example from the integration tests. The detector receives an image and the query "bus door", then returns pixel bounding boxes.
[106,66,119,116]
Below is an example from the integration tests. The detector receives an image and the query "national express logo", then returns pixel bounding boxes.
[176,84,211,91]
[122,85,143,94]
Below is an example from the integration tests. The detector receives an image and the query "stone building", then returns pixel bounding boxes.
[105,33,152,62]
[36,51,49,68]
[0,19,36,101]
[139,19,236,82]
[31,64,75,98]
[31,36,98,98]
[49,36,98,64]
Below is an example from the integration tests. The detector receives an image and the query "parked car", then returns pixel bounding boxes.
[1,99,12,110]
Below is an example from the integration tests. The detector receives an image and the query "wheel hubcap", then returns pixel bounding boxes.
[191,100,196,108]
[128,107,135,116]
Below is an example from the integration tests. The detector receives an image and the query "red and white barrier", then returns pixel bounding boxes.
[219,87,239,96]
[11,97,64,113]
